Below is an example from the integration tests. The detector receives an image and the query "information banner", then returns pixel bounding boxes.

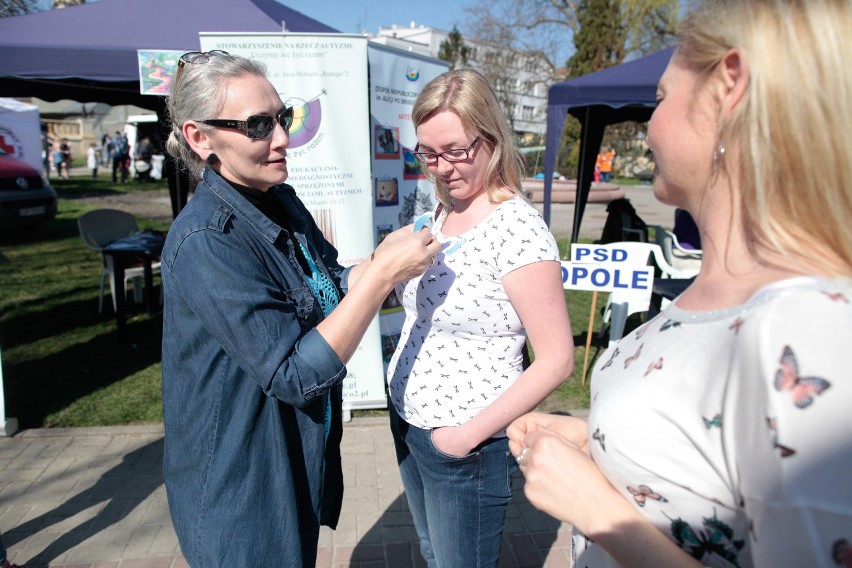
[198,33,385,411]
[366,44,448,407]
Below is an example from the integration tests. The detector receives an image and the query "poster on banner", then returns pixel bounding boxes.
[198,33,385,409]
[367,44,448,408]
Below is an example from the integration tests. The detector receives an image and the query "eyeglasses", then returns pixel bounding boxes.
[178,50,231,68]
[413,136,480,165]
[199,106,295,140]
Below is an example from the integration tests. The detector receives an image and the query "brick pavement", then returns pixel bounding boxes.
[0,415,585,568]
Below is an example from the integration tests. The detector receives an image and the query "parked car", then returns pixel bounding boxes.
[0,146,57,231]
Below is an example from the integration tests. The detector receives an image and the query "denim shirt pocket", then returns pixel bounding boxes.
[282,285,316,324]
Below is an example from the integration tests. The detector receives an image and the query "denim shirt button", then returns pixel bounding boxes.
[305,390,317,400]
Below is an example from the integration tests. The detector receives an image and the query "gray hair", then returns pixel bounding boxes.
[165,53,267,180]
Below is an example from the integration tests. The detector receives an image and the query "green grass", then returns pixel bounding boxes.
[0,175,170,428]
[1,176,611,428]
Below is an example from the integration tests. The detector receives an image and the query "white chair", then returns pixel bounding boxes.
[599,242,692,346]
[648,224,702,277]
[77,209,162,313]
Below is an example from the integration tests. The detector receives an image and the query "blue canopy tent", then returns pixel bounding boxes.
[0,0,338,215]
[542,46,675,242]
[0,0,338,109]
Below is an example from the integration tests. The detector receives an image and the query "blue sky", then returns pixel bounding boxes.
[281,0,471,35]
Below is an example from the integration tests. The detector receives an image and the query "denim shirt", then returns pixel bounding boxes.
[161,168,350,567]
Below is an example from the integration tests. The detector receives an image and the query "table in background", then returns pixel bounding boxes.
[103,231,165,335]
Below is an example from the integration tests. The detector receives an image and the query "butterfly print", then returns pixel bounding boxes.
[703,414,722,429]
[729,318,744,334]
[644,357,663,376]
[670,513,745,566]
[832,539,852,567]
[601,347,620,370]
[774,345,831,409]
[766,417,796,457]
[592,428,606,451]
[822,291,849,303]
[660,319,681,332]
[627,484,668,507]
[624,344,643,369]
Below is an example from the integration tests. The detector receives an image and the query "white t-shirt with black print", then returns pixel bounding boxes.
[387,196,560,429]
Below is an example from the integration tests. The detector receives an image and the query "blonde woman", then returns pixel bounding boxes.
[387,69,574,567]
[508,1,852,566]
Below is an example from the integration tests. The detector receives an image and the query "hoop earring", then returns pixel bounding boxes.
[206,153,218,165]
[712,144,725,175]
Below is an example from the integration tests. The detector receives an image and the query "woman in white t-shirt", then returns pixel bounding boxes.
[386,69,574,567]
[507,1,852,566]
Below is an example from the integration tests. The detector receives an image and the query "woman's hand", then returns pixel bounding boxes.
[431,425,475,458]
[371,225,440,284]
[507,412,588,457]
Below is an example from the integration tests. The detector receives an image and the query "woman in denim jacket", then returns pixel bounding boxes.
[161,51,439,567]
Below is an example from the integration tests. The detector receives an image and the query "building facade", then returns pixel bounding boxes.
[368,23,550,143]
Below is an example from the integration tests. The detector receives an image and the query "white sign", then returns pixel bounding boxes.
[199,33,385,411]
[561,243,654,293]
[367,44,448,411]
[0,98,42,172]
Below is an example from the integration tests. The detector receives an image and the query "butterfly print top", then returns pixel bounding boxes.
[573,276,852,568]
[387,197,559,429]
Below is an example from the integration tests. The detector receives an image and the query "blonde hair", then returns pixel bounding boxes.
[411,69,526,208]
[165,53,267,181]
[677,0,852,276]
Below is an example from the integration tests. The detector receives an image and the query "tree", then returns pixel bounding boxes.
[567,0,626,78]
[438,26,471,71]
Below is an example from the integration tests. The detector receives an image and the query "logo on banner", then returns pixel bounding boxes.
[405,66,420,82]
[0,127,24,158]
[284,89,326,149]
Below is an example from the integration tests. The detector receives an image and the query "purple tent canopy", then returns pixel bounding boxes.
[0,0,338,108]
[0,0,338,216]
[542,46,675,241]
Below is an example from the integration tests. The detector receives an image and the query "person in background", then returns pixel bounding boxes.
[508,1,852,566]
[161,50,439,566]
[598,146,615,182]
[51,143,66,179]
[387,68,574,567]
[112,130,129,183]
[86,142,98,179]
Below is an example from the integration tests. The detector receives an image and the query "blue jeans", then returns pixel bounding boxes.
[390,406,517,568]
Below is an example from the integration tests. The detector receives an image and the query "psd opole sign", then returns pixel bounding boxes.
[561,244,654,296]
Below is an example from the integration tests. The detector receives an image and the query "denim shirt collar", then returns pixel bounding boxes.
[200,167,306,245]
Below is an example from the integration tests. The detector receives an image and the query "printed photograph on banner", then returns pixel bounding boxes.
[377,223,404,313]
[137,50,184,95]
[403,147,426,179]
[374,125,400,159]
[381,333,401,362]
[375,177,399,207]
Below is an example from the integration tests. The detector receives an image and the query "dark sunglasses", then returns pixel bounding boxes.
[199,106,295,140]
[178,50,231,68]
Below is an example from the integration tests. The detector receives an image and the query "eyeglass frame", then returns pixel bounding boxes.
[198,106,295,140]
[172,50,231,98]
[177,50,231,68]
[412,136,481,165]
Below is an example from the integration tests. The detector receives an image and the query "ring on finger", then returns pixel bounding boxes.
[516,447,529,467]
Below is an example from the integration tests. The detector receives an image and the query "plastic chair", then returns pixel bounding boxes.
[77,209,162,313]
[648,225,702,277]
[598,242,690,346]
